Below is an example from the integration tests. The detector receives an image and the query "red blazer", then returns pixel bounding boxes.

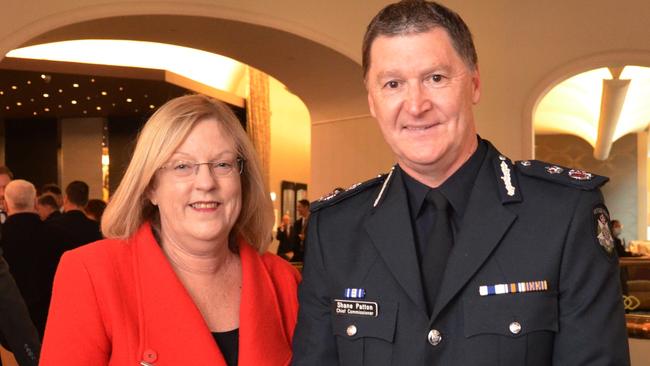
[40,223,301,365]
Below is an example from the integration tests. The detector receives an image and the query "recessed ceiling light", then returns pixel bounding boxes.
[11,85,17,90]
[126,98,132,103]
[71,100,77,105]
[44,107,50,112]
[58,89,63,93]
[5,106,10,110]
[83,110,87,114]
[43,93,49,98]
[86,96,91,100]
[40,74,46,79]
[111,103,116,107]
[16,102,22,106]
[119,87,124,91]
[73,83,79,88]
[27,80,31,85]
[33,111,37,115]
[90,78,95,83]
[135,109,139,112]
[101,91,107,96]
[58,105,62,108]
[96,106,102,111]
[0,91,3,95]
[144,94,148,98]
[29,98,34,102]
[149,104,155,109]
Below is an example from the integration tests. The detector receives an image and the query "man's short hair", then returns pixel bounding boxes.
[65,180,90,207]
[298,199,310,208]
[40,183,62,197]
[362,0,478,78]
[5,179,36,211]
[37,194,59,210]
[0,166,14,179]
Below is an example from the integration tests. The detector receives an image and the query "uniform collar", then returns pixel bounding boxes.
[400,137,487,221]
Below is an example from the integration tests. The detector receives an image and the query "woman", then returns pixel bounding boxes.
[40,95,301,365]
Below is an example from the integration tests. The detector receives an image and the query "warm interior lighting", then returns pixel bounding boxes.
[535,65,650,159]
[6,40,247,97]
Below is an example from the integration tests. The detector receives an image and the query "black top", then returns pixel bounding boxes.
[400,137,487,260]
[211,328,239,366]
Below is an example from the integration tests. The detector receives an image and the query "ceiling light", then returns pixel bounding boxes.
[40,74,46,79]
[58,89,63,93]
[6,40,247,97]
[0,91,3,95]
[29,98,34,102]
[11,85,17,90]
[149,104,155,109]
[96,106,102,110]
[90,78,95,83]
[71,100,77,104]
[126,98,132,103]
[44,107,50,112]
[83,110,87,114]
[16,102,22,106]
[27,80,31,85]
[5,106,10,110]
[33,112,37,115]
[119,86,124,91]
[101,91,107,96]
[73,83,79,88]
[58,105,62,108]
[86,96,91,100]
[144,94,148,98]
[43,93,49,98]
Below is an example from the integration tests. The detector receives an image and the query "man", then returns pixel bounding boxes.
[276,214,295,261]
[291,199,310,262]
[36,194,61,222]
[292,1,629,365]
[0,250,40,366]
[1,180,64,338]
[0,166,13,225]
[49,180,102,250]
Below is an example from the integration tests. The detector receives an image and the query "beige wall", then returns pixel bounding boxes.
[60,117,103,199]
[269,79,311,217]
[311,115,394,198]
[536,133,639,241]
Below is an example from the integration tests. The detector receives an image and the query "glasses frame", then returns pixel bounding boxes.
[159,157,245,179]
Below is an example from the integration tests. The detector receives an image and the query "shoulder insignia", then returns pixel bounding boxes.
[310,173,388,213]
[593,204,615,258]
[492,155,522,204]
[515,160,608,190]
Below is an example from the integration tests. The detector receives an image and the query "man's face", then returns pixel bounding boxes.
[366,28,480,183]
[0,174,11,210]
[297,203,309,218]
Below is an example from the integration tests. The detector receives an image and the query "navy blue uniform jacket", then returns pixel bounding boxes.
[292,140,629,365]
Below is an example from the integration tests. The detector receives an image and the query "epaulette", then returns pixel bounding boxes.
[514,159,608,190]
[311,174,388,213]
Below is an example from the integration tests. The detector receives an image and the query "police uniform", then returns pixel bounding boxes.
[292,139,629,365]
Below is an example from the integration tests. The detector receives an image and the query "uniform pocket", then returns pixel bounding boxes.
[331,299,398,365]
[463,291,557,365]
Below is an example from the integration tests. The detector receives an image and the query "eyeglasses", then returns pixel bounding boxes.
[159,157,244,179]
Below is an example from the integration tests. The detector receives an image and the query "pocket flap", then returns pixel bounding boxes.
[464,292,558,338]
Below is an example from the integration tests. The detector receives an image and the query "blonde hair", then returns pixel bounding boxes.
[102,94,274,252]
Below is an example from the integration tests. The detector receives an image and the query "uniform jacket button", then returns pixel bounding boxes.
[509,321,522,335]
[143,349,158,363]
[428,329,442,346]
[346,324,357,336]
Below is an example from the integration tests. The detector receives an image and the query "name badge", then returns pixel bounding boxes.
[333,299,379,317]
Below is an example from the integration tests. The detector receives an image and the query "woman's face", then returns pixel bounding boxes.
[149,118,242,249]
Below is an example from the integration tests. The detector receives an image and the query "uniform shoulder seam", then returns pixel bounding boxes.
[310,174,387,213]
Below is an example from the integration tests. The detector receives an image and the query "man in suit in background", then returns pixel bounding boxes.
[0,250,40,366]
[291,199,310,262]
[49,180,102,250]
[36,194,61,222]
[292,1,629,365]
[1,180,64,338]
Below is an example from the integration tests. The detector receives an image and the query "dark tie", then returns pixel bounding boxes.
[422,190,453,314]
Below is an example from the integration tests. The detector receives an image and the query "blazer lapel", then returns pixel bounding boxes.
[238,243,292,366]
[431,149,517,321]
[134,224,226,365]
[364,169,428,314]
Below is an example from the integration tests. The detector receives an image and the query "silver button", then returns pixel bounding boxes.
[346,325,357,337]
[509,321,522,335]
[427,329,442,346]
